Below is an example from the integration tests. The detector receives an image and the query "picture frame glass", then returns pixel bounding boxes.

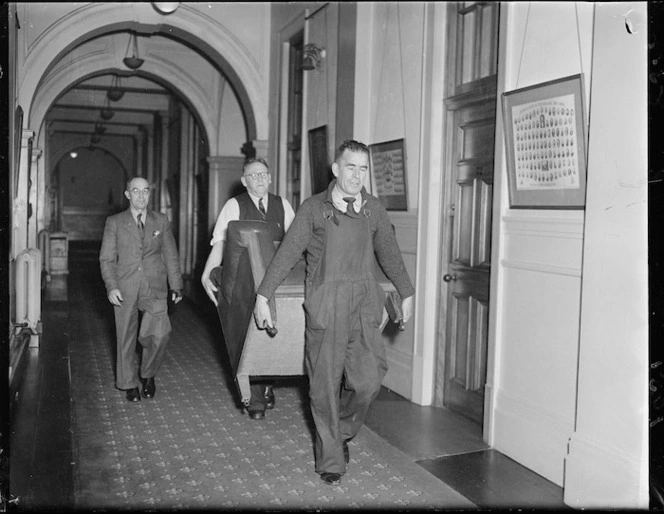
[369,139,408,211]
[502,74,587,209]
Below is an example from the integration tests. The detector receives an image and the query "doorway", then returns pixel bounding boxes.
[436,2,499,425]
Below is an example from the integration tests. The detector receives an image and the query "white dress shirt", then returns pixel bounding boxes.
[210,192,296,246]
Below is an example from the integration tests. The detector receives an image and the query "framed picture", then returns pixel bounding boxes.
[308,125,331,195]
[369,138,408,211]
[502,74,587,209]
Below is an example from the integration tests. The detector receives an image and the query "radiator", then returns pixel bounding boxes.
[15,248,42,343]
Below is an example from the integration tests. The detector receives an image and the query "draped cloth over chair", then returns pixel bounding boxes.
[212,220,403,406]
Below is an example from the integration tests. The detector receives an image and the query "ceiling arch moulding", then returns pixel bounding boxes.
[20,2,265,143]
[30,55,217,155]
[49,133,133,178]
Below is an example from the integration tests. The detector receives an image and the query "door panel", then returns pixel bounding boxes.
[437,1,498,425]
[443,99,495,424]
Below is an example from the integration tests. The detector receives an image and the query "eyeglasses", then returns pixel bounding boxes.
[130,188,151,196]
[244,172,269,181]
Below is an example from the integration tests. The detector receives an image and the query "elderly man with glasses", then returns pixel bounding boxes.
[100,176,184,402]
[201,157,296,420]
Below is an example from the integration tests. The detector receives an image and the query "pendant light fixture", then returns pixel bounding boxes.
[107,75,125,101]
[100,97,114,121]
[123,32,145,70]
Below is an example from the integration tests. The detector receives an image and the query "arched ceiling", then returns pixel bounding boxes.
[44,30,218,154]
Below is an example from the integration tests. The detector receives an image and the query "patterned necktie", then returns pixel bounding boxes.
[343,197,358,217]
[137,213,144,236]
[258,197,266,219]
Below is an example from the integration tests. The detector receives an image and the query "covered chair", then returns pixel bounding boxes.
[212,219,403,406]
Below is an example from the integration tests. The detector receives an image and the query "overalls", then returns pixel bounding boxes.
[303,200,387,475]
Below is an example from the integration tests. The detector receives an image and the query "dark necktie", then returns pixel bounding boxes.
[258,197,266,219]
[137,213,144,236]
[343,197,358,217]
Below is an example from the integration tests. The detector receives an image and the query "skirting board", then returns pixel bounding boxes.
[491,388,574,486]
[564,432,649,509]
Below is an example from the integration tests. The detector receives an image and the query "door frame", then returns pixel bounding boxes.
[434,1,500,437]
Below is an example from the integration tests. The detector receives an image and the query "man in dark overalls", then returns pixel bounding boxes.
[201,157,296,419]
[254,140,414,485]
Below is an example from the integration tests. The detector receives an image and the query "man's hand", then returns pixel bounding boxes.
[170,289,183,304]
[108,288,123,307]
[253,294,274,330]
[402,295,414,324]
[201,273,218,306]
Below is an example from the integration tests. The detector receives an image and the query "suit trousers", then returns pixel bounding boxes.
[114,275,171,389]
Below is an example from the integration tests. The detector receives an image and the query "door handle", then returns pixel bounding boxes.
[443,274,457,282]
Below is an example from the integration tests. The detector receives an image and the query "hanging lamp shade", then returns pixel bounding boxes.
[90,134,102,144]
[100,97,114,120]
[152,2,180,14]
[107,75,125,101]
[123,33,145,70]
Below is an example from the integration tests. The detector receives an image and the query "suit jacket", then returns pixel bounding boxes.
[99,208,183,299]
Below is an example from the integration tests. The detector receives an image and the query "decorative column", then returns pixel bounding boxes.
[159,112,170,215]
[251,139,269,161]
[135,127,145,176]
[13,129,34,259]
[178,106,194,277]
[28,148,43,249]
[206,155,246,234]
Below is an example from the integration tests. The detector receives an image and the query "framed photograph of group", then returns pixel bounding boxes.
[369,138,408,211]
[502,74,587,209]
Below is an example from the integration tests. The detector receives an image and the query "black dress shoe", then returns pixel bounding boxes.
[141,377,156,398]
[264,385,275,410]
[320,472,342,485]
[248,409,266,420]
[126,387,141,402]
[343,441,350,464]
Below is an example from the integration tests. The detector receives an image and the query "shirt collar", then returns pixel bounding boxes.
[331,184,361,213]
[130,207,146,222]
[247,191,267,207]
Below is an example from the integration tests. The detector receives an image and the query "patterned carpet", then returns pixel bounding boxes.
[68,265,472,511]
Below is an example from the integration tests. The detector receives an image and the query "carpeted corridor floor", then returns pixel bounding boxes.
[66,262,474,511]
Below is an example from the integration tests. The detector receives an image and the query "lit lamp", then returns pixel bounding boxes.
[123,33,145,70]
[302,44,326,71]
[107,75,125,102]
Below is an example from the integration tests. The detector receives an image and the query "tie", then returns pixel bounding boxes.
[258,197,266,219]
[343,197,358,217]
[137,213,144,236]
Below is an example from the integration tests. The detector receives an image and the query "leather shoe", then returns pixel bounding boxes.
[264,385,275,410]
[141,377,156,398]
[343,440,350,464]
[126,387,141,402]
[320,472,342,485]
[248,409,265,420]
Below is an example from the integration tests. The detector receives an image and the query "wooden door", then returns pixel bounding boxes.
[438,2,499,424]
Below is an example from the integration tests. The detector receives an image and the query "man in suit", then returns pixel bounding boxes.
[201,157,295,419]
[100,176,183,402]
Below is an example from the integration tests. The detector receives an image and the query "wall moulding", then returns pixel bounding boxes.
[503,214,584,240]
[501,258,582,278]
